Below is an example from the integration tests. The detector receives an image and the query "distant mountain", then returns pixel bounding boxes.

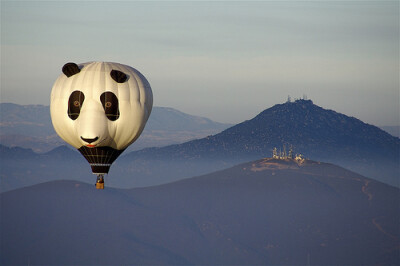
[0,143,38,159]
[0,144,87,193]
[1,158,398,265]
[0,103,52,136]
[132,106,231,151]
[0,103,231,152]
[119,99,399,187]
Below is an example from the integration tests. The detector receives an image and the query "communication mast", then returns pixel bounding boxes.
[272,144,303,161]
[273,147,278,158]
[288,145,294,159]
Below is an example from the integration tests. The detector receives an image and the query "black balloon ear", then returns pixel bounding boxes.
[62,62,81,77]
[110,70,127,83]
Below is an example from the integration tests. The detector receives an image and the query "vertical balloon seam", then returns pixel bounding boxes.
[136,70,147,105]
[71,66,85,148]
[130,70,140,103]
[113,64,122,145]
[67,74,80,147]
[131,72,145,146]
[109,63,120,145]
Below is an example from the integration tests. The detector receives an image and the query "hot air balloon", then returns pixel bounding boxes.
[50,62,153,189]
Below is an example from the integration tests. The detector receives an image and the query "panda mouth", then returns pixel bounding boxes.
[84,137,108,148]
[81,136,108,148]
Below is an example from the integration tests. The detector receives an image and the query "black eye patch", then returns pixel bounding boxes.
[100,92,120,121]
[110,70,127,83]
[68,91,85,120]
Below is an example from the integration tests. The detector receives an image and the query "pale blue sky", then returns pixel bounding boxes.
[1,1,399,126]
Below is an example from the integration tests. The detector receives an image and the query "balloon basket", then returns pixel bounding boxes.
[96,182,104,189]
[95,174,105,190]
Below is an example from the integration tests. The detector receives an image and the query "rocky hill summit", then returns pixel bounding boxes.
[221,99,398,159]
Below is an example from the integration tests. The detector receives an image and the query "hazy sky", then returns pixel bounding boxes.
[1,1,399,126]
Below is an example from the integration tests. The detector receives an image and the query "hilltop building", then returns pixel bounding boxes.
[272,145,304,161]
[286,94,310,103]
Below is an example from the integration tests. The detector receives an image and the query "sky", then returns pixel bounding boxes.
[1,1,399,126]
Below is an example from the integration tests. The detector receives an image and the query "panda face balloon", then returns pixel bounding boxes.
[50,62,153,175]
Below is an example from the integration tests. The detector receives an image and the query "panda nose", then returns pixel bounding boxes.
[81,136,99,144]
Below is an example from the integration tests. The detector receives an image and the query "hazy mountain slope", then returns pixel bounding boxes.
[0,144,89,193]
[132,106,231,151]
[1,158,398,265]
[121,99,399,187]
[0,103,52,136]
[0,103,231,152]
[380,125,400,138]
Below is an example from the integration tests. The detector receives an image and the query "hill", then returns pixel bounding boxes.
[0,103,230,152]
[120,99,399,187]
[1,158,399,265]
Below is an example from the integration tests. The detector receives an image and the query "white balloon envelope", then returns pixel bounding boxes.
[50,62,153,187]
